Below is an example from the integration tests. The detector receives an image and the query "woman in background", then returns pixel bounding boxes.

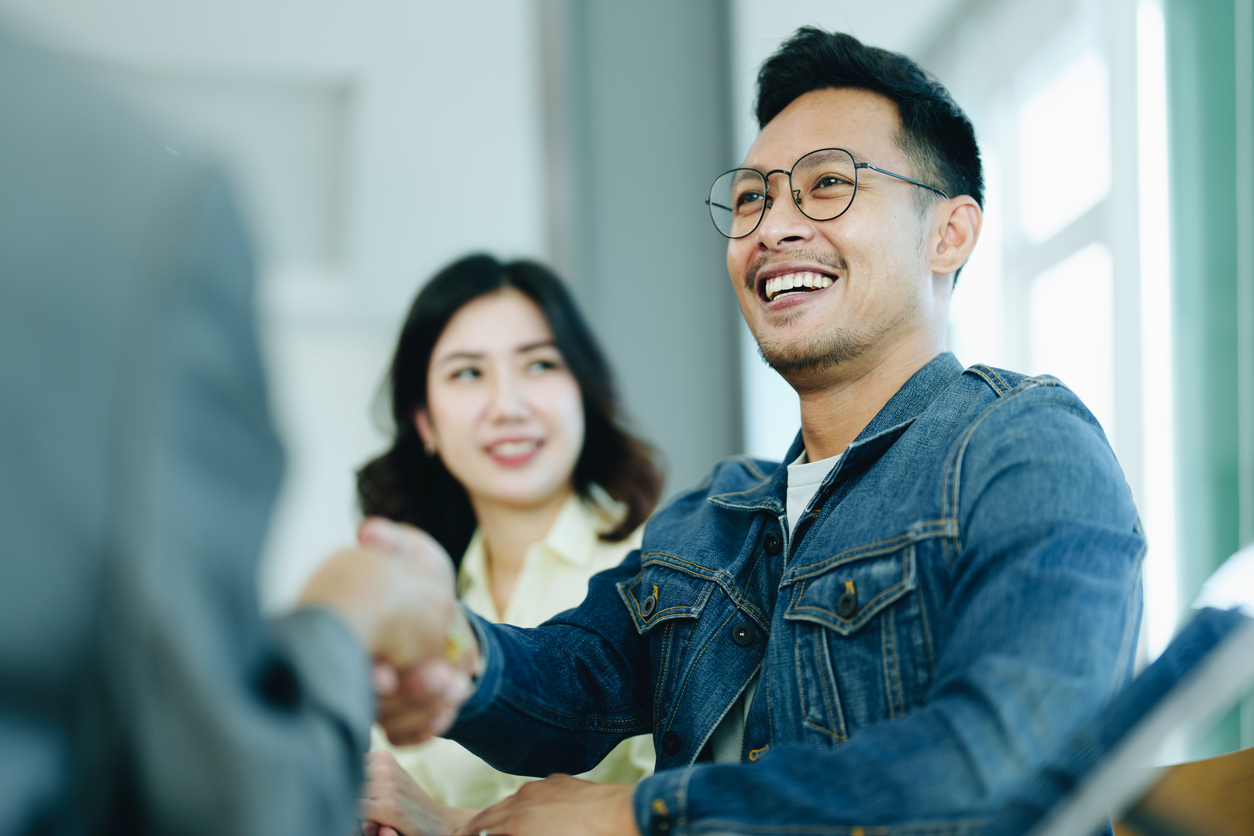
[356,254,661,836]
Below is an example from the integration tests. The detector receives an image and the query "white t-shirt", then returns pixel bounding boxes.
[709,448,842,763]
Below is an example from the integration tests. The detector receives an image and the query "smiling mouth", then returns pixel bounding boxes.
[761,271,836,303]
[487,439,541,459]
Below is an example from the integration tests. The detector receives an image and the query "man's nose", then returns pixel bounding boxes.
[757,173,814,247]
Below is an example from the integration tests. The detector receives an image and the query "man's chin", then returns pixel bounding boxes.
[757,330,869,380]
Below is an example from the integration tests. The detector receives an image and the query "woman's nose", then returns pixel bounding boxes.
[488,371,528,420]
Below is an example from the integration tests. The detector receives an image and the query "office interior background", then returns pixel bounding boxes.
[2,0,1249,757]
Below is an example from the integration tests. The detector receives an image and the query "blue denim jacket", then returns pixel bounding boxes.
[451,353,1145,835]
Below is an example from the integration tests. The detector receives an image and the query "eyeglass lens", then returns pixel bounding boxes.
[707,148,858,238]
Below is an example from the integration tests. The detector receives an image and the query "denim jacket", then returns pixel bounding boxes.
[451,353,1145,835]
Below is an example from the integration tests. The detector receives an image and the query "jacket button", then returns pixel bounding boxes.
[661,730,681,755]
[837,589,858,618]
[640,593,657,619]
[731,621,755,646]
[764,531,782,555]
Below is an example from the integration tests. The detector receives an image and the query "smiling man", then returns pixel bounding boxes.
[370,27,1145,836]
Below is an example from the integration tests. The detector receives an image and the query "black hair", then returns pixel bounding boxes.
[756,27,984,214]
[356,254,662,566]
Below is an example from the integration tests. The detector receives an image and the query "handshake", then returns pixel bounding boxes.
[299,517,480,745]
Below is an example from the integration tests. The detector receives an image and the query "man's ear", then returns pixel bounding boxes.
[930,197,982,277]
[413,408,436,454]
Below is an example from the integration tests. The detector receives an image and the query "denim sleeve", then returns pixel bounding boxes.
[634,386,1145,835]
[448,548,656,777]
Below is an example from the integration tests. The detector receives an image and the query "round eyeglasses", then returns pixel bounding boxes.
[705,147,951,239]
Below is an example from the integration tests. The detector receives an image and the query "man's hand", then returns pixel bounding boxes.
[454,775,640,836]
[360,749,476,836]
[299,517,482,743]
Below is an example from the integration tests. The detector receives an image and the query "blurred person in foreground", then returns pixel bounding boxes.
[359,26,1147,836]
[356,255,658,834]
[0,24,471,836]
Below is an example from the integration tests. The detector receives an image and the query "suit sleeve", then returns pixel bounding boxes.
[100,164,374,836]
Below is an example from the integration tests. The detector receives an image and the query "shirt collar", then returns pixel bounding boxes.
[712,352,966,512]
[541,489,623,568]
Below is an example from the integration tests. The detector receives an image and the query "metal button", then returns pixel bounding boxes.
[640,593,657,618]
[764,531,782,555]
[837,589,858,618]
[661,730,681,755]
[731,621,755,646]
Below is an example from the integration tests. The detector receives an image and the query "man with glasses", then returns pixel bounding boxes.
[367,26,1144,836]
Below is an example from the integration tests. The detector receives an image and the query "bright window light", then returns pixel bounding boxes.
[1137,0,1177,659]
[1029,242,1117,446]
[1019,50,1112,243]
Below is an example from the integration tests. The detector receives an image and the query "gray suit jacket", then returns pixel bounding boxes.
[0,24,372,835]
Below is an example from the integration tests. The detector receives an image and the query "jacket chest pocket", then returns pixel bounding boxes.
[617,557,715,726]
[782,542,935,741]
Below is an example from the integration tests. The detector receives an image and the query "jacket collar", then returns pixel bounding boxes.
[710,352,966,513]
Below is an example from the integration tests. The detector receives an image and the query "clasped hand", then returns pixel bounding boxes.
[299,517,481,744]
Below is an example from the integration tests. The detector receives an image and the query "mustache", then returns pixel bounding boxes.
[745,250,848,292]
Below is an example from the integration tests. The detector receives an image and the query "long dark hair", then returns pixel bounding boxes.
[356,254,662,566]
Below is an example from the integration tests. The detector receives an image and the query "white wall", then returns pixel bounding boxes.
[0,0,549,609]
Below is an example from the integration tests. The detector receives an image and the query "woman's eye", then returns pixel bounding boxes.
[451,367,480,381]
[527,359,559,374]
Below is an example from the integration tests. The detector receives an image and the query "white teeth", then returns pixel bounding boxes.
[489,440,539,457]
[764,272,836,301]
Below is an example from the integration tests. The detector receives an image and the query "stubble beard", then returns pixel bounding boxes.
[746,248,872,379]
[756,320,874,378]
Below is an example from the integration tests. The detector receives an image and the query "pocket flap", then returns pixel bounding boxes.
[617,554,715,634]
[783,544,917,635]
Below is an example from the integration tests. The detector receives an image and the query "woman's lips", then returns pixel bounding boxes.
[485,438,542,465]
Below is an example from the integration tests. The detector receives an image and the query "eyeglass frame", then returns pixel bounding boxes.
[705,147,952,239]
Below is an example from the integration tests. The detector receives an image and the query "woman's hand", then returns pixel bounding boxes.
[361,750,477,836]
[454,775,640,836]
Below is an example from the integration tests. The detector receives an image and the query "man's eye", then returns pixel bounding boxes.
[816,174,852,189]
[734,191,764,213]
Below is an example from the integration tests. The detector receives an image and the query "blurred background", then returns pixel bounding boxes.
[1,0,1248,753]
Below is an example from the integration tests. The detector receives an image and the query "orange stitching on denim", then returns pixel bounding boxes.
[662,603,742,725]
[782,522,948,583]
[748,745,769,761]
[643,551,771,628]
[887,608,905,714]
[652,623,673,723]
[817,627,841,738]
[946,377,1057,559]
[786,548,916,630]
[794,633,809,718]
[879,616,897,720]
[917,585,937,677]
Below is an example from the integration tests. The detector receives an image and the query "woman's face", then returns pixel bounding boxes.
[415,288,585,514]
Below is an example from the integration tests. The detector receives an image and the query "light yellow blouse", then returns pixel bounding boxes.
[373,490,655,809]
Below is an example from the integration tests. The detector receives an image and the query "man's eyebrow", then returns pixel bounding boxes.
[741,146,872,171]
